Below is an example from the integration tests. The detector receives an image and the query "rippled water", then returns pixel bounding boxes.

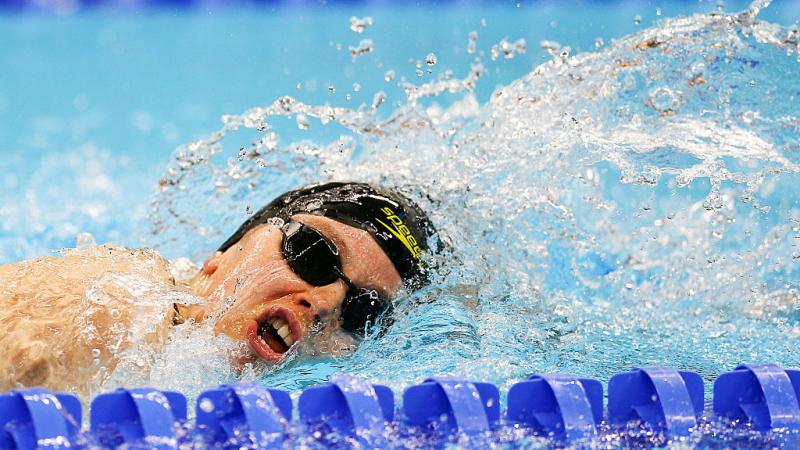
[3,0,800,447]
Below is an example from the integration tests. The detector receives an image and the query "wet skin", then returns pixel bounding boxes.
[189,214,403,364]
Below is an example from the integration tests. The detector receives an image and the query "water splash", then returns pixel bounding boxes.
[490,37,527,61]
[467,31,478,55]
[349,16,373,34]
[144,2,800,444]
[349,39,374,60]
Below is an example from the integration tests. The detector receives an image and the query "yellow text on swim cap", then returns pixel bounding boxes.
[376,207,423,259]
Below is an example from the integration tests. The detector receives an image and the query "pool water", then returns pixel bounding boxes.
[2,0,800,447]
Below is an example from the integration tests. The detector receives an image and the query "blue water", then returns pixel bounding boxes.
[2,0,798,261]
[3,1,800,448]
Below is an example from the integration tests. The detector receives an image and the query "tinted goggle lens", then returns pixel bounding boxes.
[281,222,392,335]
[282,222,341,286]
[340,289,394,335]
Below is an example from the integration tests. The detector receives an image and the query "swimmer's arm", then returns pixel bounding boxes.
[0,263,14,280]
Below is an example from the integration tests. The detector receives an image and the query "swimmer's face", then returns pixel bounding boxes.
[194,214,403,365]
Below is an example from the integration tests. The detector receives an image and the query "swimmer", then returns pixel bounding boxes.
[0,182,437,395]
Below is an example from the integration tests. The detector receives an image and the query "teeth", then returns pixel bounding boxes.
[277,325,290,339]
[263,317,296,349]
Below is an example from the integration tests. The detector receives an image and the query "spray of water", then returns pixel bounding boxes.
[139,3,800,437]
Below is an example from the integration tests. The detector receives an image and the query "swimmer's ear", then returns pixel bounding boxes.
[202,251,223,275]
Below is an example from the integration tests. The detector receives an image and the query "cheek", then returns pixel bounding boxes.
[208,251,282,296]
[213,313,247,340]
[210,264,309,335]
[307,328,358,356]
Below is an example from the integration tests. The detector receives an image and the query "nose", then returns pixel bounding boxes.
[289,281,349,324]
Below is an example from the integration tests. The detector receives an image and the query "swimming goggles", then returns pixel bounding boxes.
[280,220,393,336]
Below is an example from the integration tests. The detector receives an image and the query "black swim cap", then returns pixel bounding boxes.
[218,182,437,286]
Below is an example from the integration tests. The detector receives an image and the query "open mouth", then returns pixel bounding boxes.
[246,307,302,361]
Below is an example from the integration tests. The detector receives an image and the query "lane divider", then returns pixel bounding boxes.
[713,364,800,431]
[507,374,602,442]
[2,363,800,448]
[90,388,186,450]
[402,378,499,438]
[608,367,704,437]
[0,388,82,450]
[298,374,393,447]
[195,383,291,448]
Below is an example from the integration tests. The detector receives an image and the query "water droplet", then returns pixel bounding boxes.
[425,52,438,66]
[245,204,253,215]
[480,18,487,27]
[349,39,374,60]
[296,113,310,130]
[384,70,395,82]
[255,158,266,168]
[372,91,386,109]
[594,37,604,48]
[741,110,758,125]
[306,199,323,211]
[92,348,101,357]
[237,147,246,161]
[327,84,336,94]
[199,398,215,413]
[647,87,682,113]
[540,39,561,56]
[352,82,361,92]
[467,31,478,54]
[267,217,284,228]
[75,232,96,249]
[349,16,373,33]
[656,7,662,16]
[493,37,527,61]
[416,69,424,77]
[634,15,642,25]
[749,79,756,87]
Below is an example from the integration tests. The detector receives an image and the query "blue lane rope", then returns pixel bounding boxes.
[507,374,602,442]
[402,378,499,436]
[90,388,187,450]
[0,389,82,450]
[2,363,800,448]
[713,364,800,431]
[195,383,291,448]
[298,374,393,447]
[608,367,704,437]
